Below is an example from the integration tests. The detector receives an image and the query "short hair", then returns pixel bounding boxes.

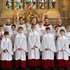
[46,27,50,30]
[4,31,9,35]
[54,25,59,29]
[44,16,48,20]
[11,24,16,28]
[60,29,65,33]
[38,21,43,24]
[18,27,23,30]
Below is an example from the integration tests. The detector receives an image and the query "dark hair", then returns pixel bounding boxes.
[54,25,59,29]
[31,25,36,29]
[18,27,23,30]
[46,27,50,30]
[44,16,48,20]
[0,25,3,27]
[38,21,43,24]
[11,24,16,28]
[60,29,65,33]
[4,31,9,35]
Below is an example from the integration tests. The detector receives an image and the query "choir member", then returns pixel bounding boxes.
[1,31,13,69]
[28,25,41,69]
[56,29,70,68]
[4,19,12,33]
[14,27,27,69]
[41,27,56,69]
[31,17,38,26]
[44,17,53,33]
[0,25,4,42]
[56,18,66,36]
[66,25,70,68]
[10,25,17,48]
[36,21,45,42]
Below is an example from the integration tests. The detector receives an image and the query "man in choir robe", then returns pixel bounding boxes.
[10,25,17,48]
[41,27,56,68]
[4,19,12,34]
[55,18,66,36]
[44,17,53,33]
[28,25,41,68]
[56,29,70,68]
[14,27,27,69]
[1,31,13,69]
[66,25,70,68]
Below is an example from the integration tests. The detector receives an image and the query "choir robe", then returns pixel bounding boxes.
[56,35,70,68]
[36,24,45,42]
[28,30,41,67]
[41,33,56,68]
[66,32,70,67]
[1,38,13,69]
[4,24,12,33]
[14,33,27,68]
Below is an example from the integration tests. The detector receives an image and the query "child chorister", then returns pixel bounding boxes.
[41,27,56,68]
[28,25,41,68]
[56,29,70,68]
[66,25,70,67]
[14,27,27,69]
[1,31,13,69]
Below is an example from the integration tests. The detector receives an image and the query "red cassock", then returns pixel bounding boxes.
[28,31,41,67]
[41,33,56,68]
[56,35,70,68]
[1,38,13,69]
[14,33,27,68]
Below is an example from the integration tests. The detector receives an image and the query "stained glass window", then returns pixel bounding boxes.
[14,0,23,9]
[5,0,12,10]
[49,0,56,9]
[39,0,48,9]
[25,0,37,9]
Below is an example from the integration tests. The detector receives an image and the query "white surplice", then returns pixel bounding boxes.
[1,38,13,61]
[14,33,27,60]
[28,30,41,59]
[41,33,56,60]
[56,35,70,60]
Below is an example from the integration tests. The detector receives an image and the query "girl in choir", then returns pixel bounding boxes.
[41,27,56,69]
[14,27,27,69]
[56,29,70,69]
[1,31,13,69]
[28,25,41,69]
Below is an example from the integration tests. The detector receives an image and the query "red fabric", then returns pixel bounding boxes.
[41,60,55,68]
[28,59,40,67]
[56,60,69,68]
[15,60,26,68]
[1,60,13,69]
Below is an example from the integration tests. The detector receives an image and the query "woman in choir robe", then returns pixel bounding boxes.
[14,27,27,69]
[44,17,53,33]
[28,25,41,68]
[1,31,13,69]
[41,27,56,68]
[4,19,12,33]
[66,25,70,67]
[56,29,70,68]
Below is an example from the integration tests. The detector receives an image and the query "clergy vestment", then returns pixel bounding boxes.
[41,33,56,68]
[14,33,27,68]
[28,30,41,67]
[56,35,70,68]
[1,38,13,69]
